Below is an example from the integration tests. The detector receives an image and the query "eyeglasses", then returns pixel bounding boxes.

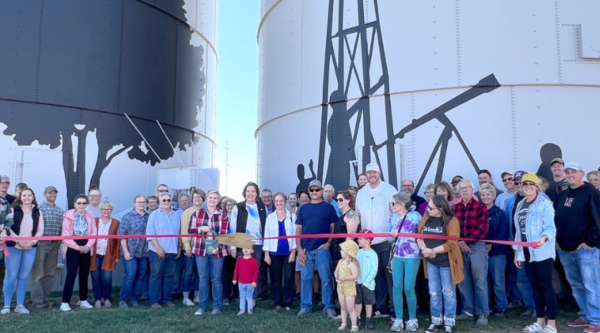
[425,191,434,195]
[101,208,112,211]
[522,182,537,187]
[158,189,168,193]
[336,198,344,202]
[162,199,172,202]
[458,186,473,192]
[75,202,87,205]
[309,189,321,193]
[427,205,437,210]
[390,202,396,206]
[502,177,514,182]
[513,181,522,186]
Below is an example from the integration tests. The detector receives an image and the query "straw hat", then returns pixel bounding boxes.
[339,240,359,258]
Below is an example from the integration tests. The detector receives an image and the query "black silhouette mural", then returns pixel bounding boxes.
[536,143,563,181]
[300,0,502,193]
[0,0,206,207]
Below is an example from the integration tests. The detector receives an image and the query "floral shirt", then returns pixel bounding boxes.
[96,219,112,256]
[118,209,149,258]
[73,212,89,236]
[390,211,422,259]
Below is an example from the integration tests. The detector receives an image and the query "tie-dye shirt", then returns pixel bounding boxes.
[390,211,422,259]
[231,203,263,245]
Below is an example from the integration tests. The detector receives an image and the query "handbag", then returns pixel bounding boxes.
[205,229,220,254]
[387,214,408,273]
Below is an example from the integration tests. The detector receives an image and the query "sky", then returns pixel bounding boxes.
[214,1,259,200]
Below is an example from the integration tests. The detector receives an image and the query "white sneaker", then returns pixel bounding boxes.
[1,306,10,315]
[94,300,102,308]
[104,300,112,308]
[14,306,30,314]
[183,299,194,306]
[80,300,93,309]
[60,303,72,312]
[193,296,199,303]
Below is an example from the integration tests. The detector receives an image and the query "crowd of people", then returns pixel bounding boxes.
[0,157,600,333]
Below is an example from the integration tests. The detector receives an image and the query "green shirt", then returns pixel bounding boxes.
[356,248,378,290]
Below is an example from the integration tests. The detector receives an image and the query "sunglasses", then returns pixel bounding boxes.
[427,205,437,210]
[522,182,536,187]
[502,177,514,182]
[513,180,522,186]
[309,188,321,193]
[75,202,87,205]
[162,199,172,202]
[390,202,396,206]
[336,198,344,202]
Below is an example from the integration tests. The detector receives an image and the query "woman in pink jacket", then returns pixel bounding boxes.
[60,194,98,312]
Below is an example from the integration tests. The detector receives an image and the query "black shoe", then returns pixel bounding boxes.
[365,318,373,330]
[425,324,442,333]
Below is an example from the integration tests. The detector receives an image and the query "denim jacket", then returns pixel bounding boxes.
[512,194,556,262]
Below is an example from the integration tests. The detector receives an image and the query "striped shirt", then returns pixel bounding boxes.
[39,201,64,236]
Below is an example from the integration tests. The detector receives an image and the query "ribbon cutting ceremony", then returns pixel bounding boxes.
[0,1,598,333]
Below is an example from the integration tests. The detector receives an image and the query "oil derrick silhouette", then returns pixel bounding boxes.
[316,0,501,192]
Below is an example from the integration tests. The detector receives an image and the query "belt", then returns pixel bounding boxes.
[42,240,61,243]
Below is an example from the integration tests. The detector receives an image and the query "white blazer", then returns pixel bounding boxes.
[263,209,297,253]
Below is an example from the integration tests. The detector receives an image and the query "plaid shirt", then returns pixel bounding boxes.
[190,208,230,258]
[451,197,489,244]
[39,201,64,236]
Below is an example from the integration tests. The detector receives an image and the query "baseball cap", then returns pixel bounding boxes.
[521,173,540,184]
[550,158,565,167]
[365,163,380,173]
[500,172,513,179]
[451,175,462,185]
[565,161,583,172]
[308,179,322,188]
[513,170,527,180]
[357,229,374,240]
[0,175,10,183]
[44,186,58,194]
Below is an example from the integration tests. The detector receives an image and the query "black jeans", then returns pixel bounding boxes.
[523,250,557,320]
[63,239,91,303]
[222,255,237,300]
[372,241,394,313]
[269,253,295,307]
[258,254,269,298]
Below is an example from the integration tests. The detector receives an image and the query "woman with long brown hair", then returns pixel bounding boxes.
[1,188,44,314]
[331,190,360,264]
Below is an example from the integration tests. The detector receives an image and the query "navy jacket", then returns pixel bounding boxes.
[486,204,510,256]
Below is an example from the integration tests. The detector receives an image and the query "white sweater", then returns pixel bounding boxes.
[355,181,397,244]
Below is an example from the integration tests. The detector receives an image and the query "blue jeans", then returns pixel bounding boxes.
[182,253,198,293]
[517,266,535,310]
[300,248,334,312]
[148,251,176,305]
[558,247,600,325]
[3,247,36,306]
[458,242,489,316]
[119,256,149,302]
[172,251,185,294]
[91,255,113,301]
[488,255,508,311]
[392,257,420,319]
[196,254,224,311]
[506,251,521,303]
[427,262,456,327]
[239,283,254,311]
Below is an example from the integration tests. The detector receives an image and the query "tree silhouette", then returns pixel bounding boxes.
[0,0,206,207]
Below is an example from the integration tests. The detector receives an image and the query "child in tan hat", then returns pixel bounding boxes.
[335,240,360,332]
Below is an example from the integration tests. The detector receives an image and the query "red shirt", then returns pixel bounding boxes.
[451,197,489,244]
[233,256,259,284]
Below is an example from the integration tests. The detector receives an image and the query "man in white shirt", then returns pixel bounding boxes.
[355,163,397,318]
